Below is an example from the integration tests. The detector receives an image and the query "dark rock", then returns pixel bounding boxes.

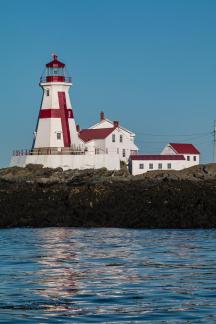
[0,164,216,228]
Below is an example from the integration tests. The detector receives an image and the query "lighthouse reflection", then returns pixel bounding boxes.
[33,227,135,316]
[35,228,80,300]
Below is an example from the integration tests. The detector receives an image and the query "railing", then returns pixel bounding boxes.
[40,76,72,83]
[12,147,116,156]
[12,147,86,156]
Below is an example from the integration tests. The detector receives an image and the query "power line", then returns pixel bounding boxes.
[135,131,211,137]
[136,133,211,144]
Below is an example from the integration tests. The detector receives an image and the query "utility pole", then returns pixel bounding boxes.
[213,120,216,162]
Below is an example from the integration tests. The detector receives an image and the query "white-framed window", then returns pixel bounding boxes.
[149,163,153,170]
[139,163,144,169]
[95,148,100,154]
[57,132,61,140]
[187,156,190,161]
[106,148,108,154]
[122,149,126,157]
[46,89,50,96]
[120,135,123,143]
[167,163,172,169]
[158,163,162,169]
[112,134,115,142]
[193,156,197,161]
[117,148,119,154]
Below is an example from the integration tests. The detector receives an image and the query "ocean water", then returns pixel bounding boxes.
[0,228,216,323]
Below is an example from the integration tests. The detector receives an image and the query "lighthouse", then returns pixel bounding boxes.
[33,54,81,152]
[10,55,122,171]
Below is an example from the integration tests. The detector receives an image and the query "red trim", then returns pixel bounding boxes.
[46,76,65,82]
[39,92,73,147]
[46,57,65,68]
[39,109,73,119]
[79,128,115,142]
[169,143,200,154]
[58,92,71,147]
[130,155,185,161]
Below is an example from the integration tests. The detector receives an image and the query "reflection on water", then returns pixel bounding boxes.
[0,228,216,322]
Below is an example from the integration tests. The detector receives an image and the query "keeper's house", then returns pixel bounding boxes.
[82,112,138,163]
[129,143,200,176]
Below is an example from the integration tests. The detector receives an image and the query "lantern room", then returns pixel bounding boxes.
[41,54,71,83]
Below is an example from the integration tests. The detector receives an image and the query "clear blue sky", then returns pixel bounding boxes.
[0,0,215,166]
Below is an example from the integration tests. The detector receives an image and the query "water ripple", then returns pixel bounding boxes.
[0,228,216,322]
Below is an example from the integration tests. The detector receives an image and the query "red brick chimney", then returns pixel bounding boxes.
[113,121,119,128]
[100,111,105,121]
[76,124,80,132]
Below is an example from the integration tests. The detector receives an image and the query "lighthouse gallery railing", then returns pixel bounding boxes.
[40,76,72,83]
[12,147,109,156]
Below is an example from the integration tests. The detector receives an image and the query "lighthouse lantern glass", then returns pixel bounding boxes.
[42,56,70,83]
[47,67,64,77]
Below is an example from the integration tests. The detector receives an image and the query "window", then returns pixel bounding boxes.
[106,148,108,154]
[167,163,172,169]
[117,148,119,154]
[139,163,144,169]
[187,156,190,161]
[149,163,153,170]
[95,148,100,154]
[112,134,115,142]
[120,135,123,143]
[46,89,49,96]
[193,156,197,161]
[57,132,61,140]
[158,163,162,169]
[122,149,126,157]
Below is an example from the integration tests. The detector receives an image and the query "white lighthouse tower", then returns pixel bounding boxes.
[10,55,121,171]
[33,54,81,153]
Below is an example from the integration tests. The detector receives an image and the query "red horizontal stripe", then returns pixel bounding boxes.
[39,109,73,119]
[46,76,65,82]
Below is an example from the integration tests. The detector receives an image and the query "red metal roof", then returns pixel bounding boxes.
[169,143,200,154]
[46,55,65,68]
[79,128,115,142]
[130,155,185,161]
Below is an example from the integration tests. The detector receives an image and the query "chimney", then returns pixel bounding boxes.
[113,120,119,128]
[100,111,105,121]
[76,124,80,132]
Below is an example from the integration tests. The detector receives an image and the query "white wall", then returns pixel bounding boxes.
[40,82,72,109]
[131,159,187,176]
[85,139,106,154]
[182,154,199,167]
[89,119,138,161]
[106,129,138,162]
[34,81,82,148]
[161,145,200,166]
[161,145,176,155]
[90,119,113,129]
[84,128,138,163]
[10,152,120,171]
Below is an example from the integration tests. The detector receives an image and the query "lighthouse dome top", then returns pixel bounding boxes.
[46,54,65,68]
[40,54,71,84]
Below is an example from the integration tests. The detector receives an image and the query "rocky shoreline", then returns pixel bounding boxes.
[0,164,216,228]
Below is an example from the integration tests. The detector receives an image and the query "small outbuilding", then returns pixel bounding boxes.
[129,143,200,176]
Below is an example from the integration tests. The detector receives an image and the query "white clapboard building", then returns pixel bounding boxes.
[129,143,200,176]
[78,112,138,163]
